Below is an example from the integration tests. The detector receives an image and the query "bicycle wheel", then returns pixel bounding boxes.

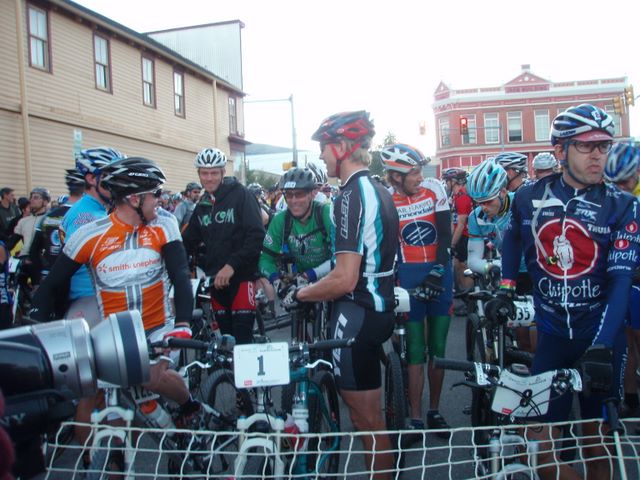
[200,368,254,422]
[86,437,126,480]
[307,370,341,476]
[384,351,407,432]
[237,446,274,479]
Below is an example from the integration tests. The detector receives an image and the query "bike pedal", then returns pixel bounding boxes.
[462,405,472,415]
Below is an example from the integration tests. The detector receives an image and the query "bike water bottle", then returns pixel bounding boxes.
[283,413,302,450]
[141,399,175,430]
[292,407,309,451]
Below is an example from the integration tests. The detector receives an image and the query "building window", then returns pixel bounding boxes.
[174,71,185,117]
[462,114,477,145]
[484,113,500,144]
[28,5,50,71]
[93,34,111,92]
[439,118,450,148]
[507,112,522,143]
[229,97,238,134]
[604,106,622,137]
[534,110,550,142]
[142,56,155,107]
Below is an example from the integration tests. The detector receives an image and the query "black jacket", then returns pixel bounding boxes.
[183,177,265,282]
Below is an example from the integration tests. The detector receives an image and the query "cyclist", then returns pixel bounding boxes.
[173,181,201,230]
[259,167,332,319]
[381,143,453,440]
[604,142,640,417]
[0,239,10,329]
[0,188,21,242]
[61,147,125,327]
[494,151,528,192]
[291,110,398,479]
[29,169,85,288]
[183,147,265,345]
[9,187,50,257]
[494,104,640,479]
[442,167,474,293]
[307,162,331,204]
[31,157,206,436]
[532,152,558,180]
[247,182,272,226]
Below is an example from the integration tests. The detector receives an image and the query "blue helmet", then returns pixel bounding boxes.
[550,104,615,146]
[467,159,508,202]
[75,147,125,176]
[605,142,640,183]
[493,152,528,174]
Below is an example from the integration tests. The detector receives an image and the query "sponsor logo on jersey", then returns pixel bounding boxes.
[538,277,601,301]
[615,239,630,250]
[535,218,597,280]
[401,221,437,247]
[396,197,435,219]
[626,221,639,234]
[575,207,597,223]
[214,208,235,224]
[95,248,163,288]
[586,224,610,235]
[608,249,638,264]
[339,191,351,239]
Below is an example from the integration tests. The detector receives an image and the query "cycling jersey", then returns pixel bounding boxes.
[394,178,450,264]
[32,212,193,331]
[451,187,473,238]
[259,201,332,281]
[29,202,71,279]
[333,170,399,312]
[60,194,108,300]
[502,173,640,345]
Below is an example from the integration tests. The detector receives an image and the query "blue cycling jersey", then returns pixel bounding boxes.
[502,173,640,346]
[59,194,108,300]
[468,192,514,252]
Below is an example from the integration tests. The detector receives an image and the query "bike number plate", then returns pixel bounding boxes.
[508,296,535,328]
[492,370,554,417]
[234,342,290,388]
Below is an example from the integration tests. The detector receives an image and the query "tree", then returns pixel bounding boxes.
[369,131,397,177]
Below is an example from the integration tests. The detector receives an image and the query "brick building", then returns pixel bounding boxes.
[432,65,631,176]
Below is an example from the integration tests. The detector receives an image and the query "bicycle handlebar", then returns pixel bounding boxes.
[433,357,501,377]
[289,337,354,353]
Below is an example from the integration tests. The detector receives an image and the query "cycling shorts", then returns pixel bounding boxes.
[531,331,626,423]
[211,280,256,345]
[397,262,453,319]
[453,236,469,262]
[330,300,394,391]
[627,285,640,330]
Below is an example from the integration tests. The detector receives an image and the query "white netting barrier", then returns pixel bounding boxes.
[44,418,640,479]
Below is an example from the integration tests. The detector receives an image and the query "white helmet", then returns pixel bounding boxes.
[533,152,558,171]
[195,147,227,168]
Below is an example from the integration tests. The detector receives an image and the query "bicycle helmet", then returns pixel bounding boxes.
[441,168,468,183]
[532,152,558,170]
[605,142,640,183]
[279,168,316,191]
[550,104,615,145]
[185,182,201,192]
[307,162,328,185]
[65,169,86,189]
[195,147,227,168]
[493,152,528,174]
[467,160,508,202]
[100,157,166,199]
[30,187,50,202]
[247,183,264,196]
[75,147,125,176]
[57,194,69,204]
[311,111,375,149]
[380,143,428,174]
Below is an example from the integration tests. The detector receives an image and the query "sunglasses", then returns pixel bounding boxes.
[283,190,311,200]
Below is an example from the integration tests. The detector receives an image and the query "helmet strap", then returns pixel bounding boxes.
[330,141,361,178]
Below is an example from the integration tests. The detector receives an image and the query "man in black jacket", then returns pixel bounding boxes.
[183,147,265,344]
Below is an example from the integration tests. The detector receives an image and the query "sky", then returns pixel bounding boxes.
[74,0,640,158]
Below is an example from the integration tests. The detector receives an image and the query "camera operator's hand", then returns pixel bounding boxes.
[484,286,516,324]
[578,344,613,397]
[281,285,303,311]
[414,265,445,302]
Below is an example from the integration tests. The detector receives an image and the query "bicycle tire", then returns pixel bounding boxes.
[307,369,341,476]
[85,437,126,480]
[254,306,266,336]
[200,368,254,423]
[237,445,274,479]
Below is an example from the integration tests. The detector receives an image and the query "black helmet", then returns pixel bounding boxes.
[30,187,50,202]
[279,168,316,191]
[247,183,263,196]
[65,169,85,189]
[185,182,201,192]
[100,157,166,199]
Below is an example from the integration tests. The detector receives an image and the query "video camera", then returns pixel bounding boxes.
[0,311,150,439]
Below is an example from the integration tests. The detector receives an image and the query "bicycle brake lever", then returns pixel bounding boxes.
[305,359,333,370]
[451,380,481,390]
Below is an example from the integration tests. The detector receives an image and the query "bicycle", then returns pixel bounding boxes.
[213,337,353,479]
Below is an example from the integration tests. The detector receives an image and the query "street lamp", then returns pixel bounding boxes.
[245,95,298,166]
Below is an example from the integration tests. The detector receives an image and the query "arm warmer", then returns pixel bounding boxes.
[162,240,193,325]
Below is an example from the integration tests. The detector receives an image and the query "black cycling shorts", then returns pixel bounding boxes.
[330,300,394,391]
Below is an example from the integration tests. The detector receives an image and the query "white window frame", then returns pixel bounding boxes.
[174,71,185,117]
[142,56,155,107]
[484,113,500,144]
[28,5,50,71]
[229,97,238,134]
[534,110,550,142]
[462,114,477,145]
[93,34,111,92]
[507,111,523,143]
[439,118,450,148]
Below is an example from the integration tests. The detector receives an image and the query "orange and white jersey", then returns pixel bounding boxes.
[393,178,450,264]
[63,212,181,331]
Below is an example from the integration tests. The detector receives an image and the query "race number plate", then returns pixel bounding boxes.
[234,342,290,388]
[508,296,535,328]
[492,370,554,417]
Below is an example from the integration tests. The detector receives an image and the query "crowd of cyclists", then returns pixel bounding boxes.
[0,103,639,479]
